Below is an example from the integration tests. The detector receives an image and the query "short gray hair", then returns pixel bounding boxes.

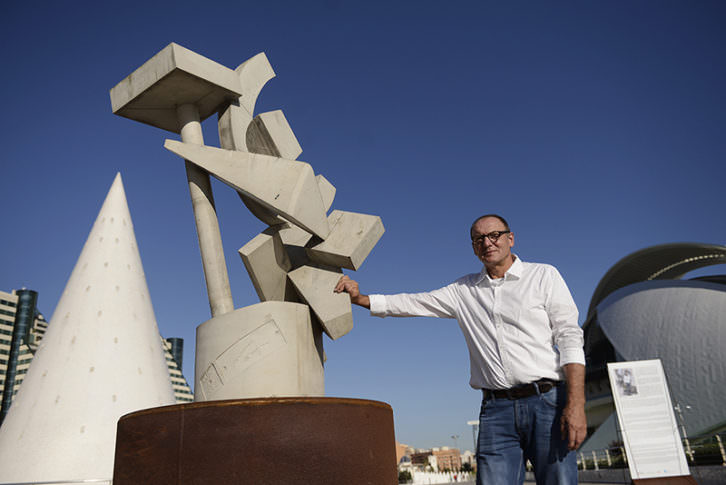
[470,214,510,239]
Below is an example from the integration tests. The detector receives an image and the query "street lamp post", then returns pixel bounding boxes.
[467,420,478,453]
[674,403,694,463]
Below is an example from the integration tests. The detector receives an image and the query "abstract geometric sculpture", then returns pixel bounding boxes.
[109,43,395,485]
[110,43,384,400]
[0,174,175,484]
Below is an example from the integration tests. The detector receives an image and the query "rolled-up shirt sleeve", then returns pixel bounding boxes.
[369,286,458,319]
[546,268,585,366]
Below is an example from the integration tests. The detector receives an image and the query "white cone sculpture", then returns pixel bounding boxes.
[0,173,175,484]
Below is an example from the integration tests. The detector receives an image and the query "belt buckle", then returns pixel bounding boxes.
[538,379,554,394]
[513,382,535,399]
[507,385,524,400]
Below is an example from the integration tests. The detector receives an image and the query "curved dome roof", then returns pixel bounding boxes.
[596,280,726,435]
[587,243,726,317]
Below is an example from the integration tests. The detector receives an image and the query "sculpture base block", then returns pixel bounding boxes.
[195,302,325,400]
[113,397,397,484]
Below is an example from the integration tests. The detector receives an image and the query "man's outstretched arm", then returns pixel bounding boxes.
[334,275,370,309]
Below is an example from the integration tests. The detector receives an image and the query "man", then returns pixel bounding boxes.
[334,214,586,485]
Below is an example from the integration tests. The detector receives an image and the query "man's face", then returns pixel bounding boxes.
[471,217,514,268]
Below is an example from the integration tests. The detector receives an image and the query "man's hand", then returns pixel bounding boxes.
[561,401,587,450]
[561,363,587,450]
[334,275,371,309]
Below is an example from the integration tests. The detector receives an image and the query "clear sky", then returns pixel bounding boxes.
[2,1,725,452]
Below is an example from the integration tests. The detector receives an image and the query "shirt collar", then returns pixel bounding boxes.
[476,254,523,285]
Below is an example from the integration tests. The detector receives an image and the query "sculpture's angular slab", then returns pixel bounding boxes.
[238,227,295,302]
[235,53,276,116]
[0,174,175,484]
[241,171,337,231]
[306,210,385,270]
[288,265,353,340]
[279,222,314,247]
[195,302,324,400]
[246,110,302,160]
[277,223,313,270]
[274,176,336,270]
[237,190,287,228]
[316,174,336,212]
[110,43,243,133]
[165,140,330,238]
[274,176,336,254]
[237,110,304,227]
[217,53,276,153]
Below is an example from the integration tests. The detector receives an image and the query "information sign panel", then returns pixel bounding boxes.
[607,359,690,480]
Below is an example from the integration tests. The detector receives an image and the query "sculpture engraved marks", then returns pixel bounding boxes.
[195,303,323,399]
[198,316,287,400]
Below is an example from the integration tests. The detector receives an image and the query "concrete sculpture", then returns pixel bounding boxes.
[110,43,396,485]
[0,174,175,484]
[110,43,384,400]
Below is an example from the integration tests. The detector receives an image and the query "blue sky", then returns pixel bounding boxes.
[2,1,725,451]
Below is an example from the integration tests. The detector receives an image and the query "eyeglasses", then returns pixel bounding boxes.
[471,231,511,245]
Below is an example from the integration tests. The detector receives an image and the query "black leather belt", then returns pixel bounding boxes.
[482,378,559,400]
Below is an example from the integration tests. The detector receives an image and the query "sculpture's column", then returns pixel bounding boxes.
[109,43,245,318]
[177,104,233,316]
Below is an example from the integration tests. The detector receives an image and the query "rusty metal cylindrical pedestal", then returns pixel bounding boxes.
[113,397,397,484]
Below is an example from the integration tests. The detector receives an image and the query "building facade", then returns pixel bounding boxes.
[0,289,48,425]
[432,447,462,472]
[163,338,194,403]
[409,447,462,472]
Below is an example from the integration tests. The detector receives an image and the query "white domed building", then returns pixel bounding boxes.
[582,243,726,451]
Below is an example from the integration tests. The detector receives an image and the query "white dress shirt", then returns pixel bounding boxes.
[369,256,585,390]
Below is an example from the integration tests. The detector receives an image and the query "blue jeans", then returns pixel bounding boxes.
[476,383,577,485]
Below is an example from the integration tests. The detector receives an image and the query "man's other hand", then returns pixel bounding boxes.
[561,401,587,450]
[561,363,587,450]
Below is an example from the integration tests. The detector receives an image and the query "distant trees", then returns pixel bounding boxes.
[398,470,412,483]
